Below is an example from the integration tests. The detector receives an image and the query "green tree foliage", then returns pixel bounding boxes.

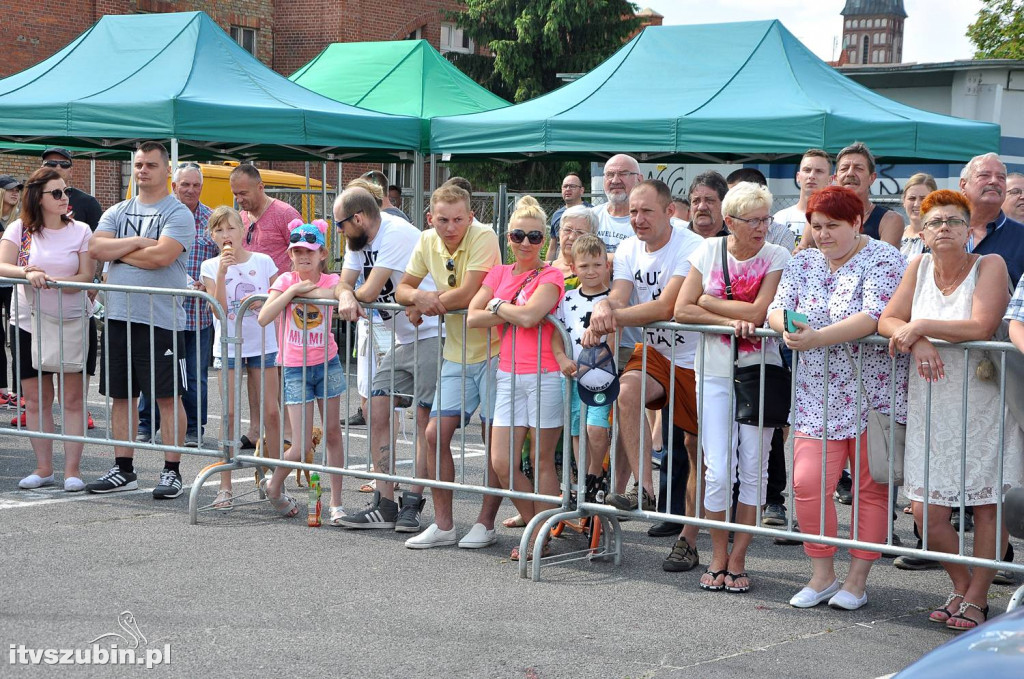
[443,0,640,191]
[967,0,1024,59]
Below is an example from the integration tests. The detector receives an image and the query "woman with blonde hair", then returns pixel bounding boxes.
[468,195,566,560]
[900,173,939,258]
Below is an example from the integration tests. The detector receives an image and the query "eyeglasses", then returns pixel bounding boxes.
[289,231,319,244]
[445,257,456,287]
[177,162,201,170]
[42,160,72,169]
[509,229,544,245]
[730,215,773,227]
[602,171,637,180]
[42,187,72,200]
[335,211,362,229]
[561,227,589,238]
[1008,188,1024,197]
[924,217,968,230]
[562,184,583,190]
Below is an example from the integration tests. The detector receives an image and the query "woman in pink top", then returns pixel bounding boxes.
[0,167,95,492]
[259,219,345,518]
[468,196,566,560]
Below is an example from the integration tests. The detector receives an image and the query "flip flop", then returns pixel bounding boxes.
[699,568,727,591]
[239,435,256,450]
[724,571,751,593]
[213,489,233,511]
[503,514,527,528]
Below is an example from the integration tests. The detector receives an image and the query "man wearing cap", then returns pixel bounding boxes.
[41,147,102,230]
[586,180,703,542]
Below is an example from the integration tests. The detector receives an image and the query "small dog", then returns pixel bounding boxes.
[253,426,322,488]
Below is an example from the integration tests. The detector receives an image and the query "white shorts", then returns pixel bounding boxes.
[492,370,565,429]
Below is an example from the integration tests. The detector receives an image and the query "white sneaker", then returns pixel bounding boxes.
[458,522,497,549]
[789,579,841,608]
[405,523,457,549]
[18,473,55,489]
[828,588,868,611]
[64,477,86,492]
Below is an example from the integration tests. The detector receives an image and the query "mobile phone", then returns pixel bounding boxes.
[784,310,808,333]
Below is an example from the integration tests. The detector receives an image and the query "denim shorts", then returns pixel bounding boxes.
[430,356,498,425]
[226,352,277,371]
[282,355,346,405]
[566,376,611,437]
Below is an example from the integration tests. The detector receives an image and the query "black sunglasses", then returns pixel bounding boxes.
[335,210,363,229]
[289,231,318,244]
[43,187,72,200]
[509,229,544,245]
[42,160,72,169]
[445,258,456,287]
[245,223,256,245]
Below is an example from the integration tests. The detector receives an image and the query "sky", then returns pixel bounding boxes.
[640,0,984,65]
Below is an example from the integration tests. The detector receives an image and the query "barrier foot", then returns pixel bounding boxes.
[1009,583,1024,612]
[188,460,241,525]
[529,510,586,582]
[518,507,569,580]
[594,513,623,565]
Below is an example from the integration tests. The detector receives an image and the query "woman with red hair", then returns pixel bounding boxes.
[768,185,907,611]
[880,189,1019,631]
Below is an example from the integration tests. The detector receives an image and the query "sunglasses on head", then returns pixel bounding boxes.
[43,187,72,200]
[509,229,544,245]
[42,160,72,169]
[289,231,319,244]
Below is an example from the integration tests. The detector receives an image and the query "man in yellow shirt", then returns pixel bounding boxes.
[396,184,503,549]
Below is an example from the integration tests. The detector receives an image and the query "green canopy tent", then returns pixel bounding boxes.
[0,11,422,162]
[429,20,1000,163]
[290,39,509,120]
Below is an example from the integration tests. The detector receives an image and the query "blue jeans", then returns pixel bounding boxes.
[139,325,213,436]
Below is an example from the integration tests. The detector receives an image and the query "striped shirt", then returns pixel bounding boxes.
[184,202,217,331]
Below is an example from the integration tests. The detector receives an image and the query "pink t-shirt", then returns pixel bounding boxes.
[482,264,565,374]
[242,199,301,275]
[270,271,340,367]
[1,219,92,331]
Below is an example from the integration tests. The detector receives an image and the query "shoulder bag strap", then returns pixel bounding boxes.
[720,238,739,362]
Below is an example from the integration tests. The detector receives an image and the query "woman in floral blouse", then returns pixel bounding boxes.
[767,185,907,612]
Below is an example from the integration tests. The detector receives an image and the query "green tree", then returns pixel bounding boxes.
[967,0,1024,59]
[444,0,640,191]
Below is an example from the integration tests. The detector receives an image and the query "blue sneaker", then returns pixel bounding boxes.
[651,448,665,469]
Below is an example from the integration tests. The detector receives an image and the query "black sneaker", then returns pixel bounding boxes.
[893,555,941,570]
[343,408,366,427]
[338,490,398,529]
[152,469,183,499]
[662,537,699,572]
[86,466,139,494]
[184,431,200,448]
[951,509,974,533]
[762,503,787,526]
[136,430,152,444]
[395,491,426,533]
[833,473,853,505]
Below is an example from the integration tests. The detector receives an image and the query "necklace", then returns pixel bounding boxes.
[934,256,969,295]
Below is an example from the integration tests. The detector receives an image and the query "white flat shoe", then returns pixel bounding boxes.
[829,588,868,610]
[64,477,86,492]
[19,473,55,489]
[405,523,457,549]
[458,522,497,549]
[789,579,841,608]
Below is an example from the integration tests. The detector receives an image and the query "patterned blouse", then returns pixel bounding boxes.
[768,238,909,439]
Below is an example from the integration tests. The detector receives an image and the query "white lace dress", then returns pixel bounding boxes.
[904,255,1024,506]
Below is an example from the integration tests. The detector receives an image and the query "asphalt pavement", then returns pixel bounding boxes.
[1,371,1020,678]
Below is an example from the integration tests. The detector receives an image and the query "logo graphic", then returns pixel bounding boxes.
[89,611,147,648]
[9,610,171,669]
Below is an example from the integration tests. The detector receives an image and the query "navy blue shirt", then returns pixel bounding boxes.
[971,211,1024,288]
[549,201,593,240]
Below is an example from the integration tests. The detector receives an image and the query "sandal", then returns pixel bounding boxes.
[929,591,965,623]
[359,480,376,493]
[946,601,989,632]
[724,571,751,593]
[213,489,233,511]
[329,506,347,526]
[503,514,527,528]
[267,491,299,518]
[510,542,552,562]
[699,568,727,591]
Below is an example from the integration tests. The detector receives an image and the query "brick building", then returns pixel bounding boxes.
[0,0,470,208]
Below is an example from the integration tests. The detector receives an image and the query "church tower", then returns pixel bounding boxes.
[840,0,907,65]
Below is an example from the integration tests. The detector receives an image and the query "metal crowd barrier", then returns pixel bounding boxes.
[547,320,1024,590]
[187,299,576,568]
[0,277,231,467]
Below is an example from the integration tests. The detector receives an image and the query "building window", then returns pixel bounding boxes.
[440,22,474,54]
[880,32,887,44]
[406,26,423,40]
[880,18,887,27]
[230,26,256,55]
[862,35,869,64]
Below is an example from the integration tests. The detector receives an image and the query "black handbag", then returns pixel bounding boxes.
[720,239,791,428]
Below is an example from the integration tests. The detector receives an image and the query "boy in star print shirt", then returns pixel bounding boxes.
[553,234,613,498]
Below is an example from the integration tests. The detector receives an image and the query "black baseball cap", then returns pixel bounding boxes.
[41,147,73,161]
[576,342,619,407]
[0,175,23,191]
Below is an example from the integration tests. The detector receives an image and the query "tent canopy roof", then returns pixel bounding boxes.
[290,39,508,119]
[429,20,999,163]
[0,11,422,160]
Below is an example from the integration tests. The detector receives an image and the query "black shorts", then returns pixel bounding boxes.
[99,320,188,400]
[13,318,99,383]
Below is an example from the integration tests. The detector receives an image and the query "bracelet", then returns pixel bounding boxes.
[490,300,505,315]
